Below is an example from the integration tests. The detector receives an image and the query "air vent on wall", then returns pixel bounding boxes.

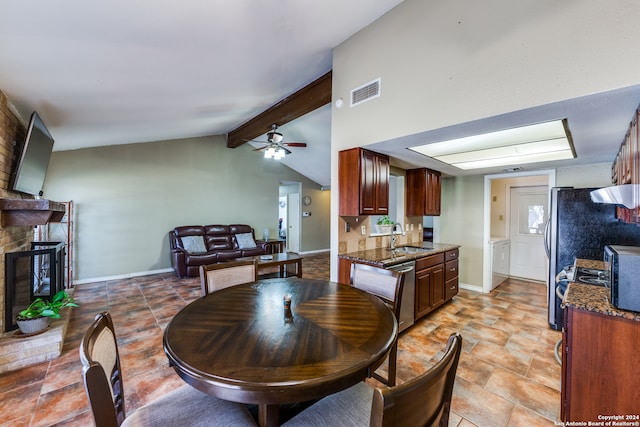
[351,78,381,107]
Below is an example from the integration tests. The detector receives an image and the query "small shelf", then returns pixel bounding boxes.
[0,198,66,227]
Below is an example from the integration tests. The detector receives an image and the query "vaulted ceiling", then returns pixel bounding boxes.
[0,0,402,187]
[2,1,640,188]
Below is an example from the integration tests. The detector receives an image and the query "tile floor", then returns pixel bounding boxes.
[0,252,561,426]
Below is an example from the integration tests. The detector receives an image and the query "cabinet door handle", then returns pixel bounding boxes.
[450,285,456,290]
[449,268,456,272]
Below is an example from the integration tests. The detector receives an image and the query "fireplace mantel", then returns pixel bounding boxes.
[0,198,66,226]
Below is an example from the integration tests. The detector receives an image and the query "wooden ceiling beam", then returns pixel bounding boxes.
[226,71,332,148]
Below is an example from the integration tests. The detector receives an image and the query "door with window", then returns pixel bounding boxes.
[509,186,548,281]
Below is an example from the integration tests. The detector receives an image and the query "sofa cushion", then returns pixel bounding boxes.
[173,226,205,238]
[184,252,218,266]
[236,233,257,249]
[205,225,230,235]
[206,235,233,250]
[229,224,253,235]
[217,250,243,261]
[204,225,233,251]
[181,236,207,254]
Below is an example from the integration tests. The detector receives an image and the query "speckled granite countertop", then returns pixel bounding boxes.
[563,258,640,322]
[338,242,460,268]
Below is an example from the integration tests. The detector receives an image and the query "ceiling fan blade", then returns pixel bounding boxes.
[253,146,269,151]
[282,146,292,155]
[282,142,307,147]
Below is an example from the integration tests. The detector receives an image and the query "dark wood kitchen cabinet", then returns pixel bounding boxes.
[339,148,389,216]
[562,306,640,421]
[415,253,444,319]
[444,250,459,300]
[415,249,459,320]
[405,168,441,216]
[611,106,640,223]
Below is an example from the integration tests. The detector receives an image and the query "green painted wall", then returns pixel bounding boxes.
[44,135,330,281]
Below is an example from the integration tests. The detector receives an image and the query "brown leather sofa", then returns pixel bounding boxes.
[170,224,268,277]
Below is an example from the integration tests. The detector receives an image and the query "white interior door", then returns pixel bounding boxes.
[287,193,301,253]
[509,186,548,281]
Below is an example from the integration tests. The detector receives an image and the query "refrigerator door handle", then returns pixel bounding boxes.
[543,216,551,258]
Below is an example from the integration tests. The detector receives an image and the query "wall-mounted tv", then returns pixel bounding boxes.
[11,112,54,196]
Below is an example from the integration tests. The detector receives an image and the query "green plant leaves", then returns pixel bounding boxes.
[16,290,78,321]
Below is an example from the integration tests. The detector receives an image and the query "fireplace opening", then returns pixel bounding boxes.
[4,241,66,332]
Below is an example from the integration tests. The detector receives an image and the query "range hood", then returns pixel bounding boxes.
[590,184,640,209]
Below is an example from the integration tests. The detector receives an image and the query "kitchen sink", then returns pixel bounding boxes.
[386,246,434,254]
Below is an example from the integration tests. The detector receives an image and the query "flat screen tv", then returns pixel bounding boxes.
[11,112,54,196]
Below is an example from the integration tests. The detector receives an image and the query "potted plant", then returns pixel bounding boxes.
[16,290,78,334]
[376,216,394,234]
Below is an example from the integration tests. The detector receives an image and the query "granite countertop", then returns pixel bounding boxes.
[563,258,640,322]
[338,242,460,268]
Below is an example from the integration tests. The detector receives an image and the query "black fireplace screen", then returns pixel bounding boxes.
[4,242,66,332]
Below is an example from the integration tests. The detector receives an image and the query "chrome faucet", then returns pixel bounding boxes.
[390,222,405,250]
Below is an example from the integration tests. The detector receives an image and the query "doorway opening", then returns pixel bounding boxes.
[483,170,556,293]
[279,181,302,253]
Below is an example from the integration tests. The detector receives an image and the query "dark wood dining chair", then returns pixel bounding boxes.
[350,262,405,386]
[200,259,258,296]
[80,311,257,427]
[282,332,462,427]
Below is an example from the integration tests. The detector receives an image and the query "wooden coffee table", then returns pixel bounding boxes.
[235,252,303,278]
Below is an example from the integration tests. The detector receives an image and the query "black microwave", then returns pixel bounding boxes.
[604,245,640,312]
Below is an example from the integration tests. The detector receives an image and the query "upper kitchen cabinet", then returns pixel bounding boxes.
[405,168,442,216]
[339,148,389,216]
[612,106,640,223]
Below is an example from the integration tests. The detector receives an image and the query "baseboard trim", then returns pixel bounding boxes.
[73,251,330,285]
[299,249,330,255]
[74,268,175,285]
[459,282,483,293]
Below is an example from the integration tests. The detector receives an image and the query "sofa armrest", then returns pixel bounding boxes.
[171,249,188,277]
[254,240,270,253]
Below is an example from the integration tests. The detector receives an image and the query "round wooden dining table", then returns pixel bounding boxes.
[163,277,397,427]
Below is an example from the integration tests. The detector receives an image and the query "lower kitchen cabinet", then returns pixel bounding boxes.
[562,306,640,421]
[445,258,459,300]
[415,249,459,319]
[339,247,460,322]
[416,262,444,318]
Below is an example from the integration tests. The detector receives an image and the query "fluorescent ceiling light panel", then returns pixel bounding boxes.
[409,119,575,170]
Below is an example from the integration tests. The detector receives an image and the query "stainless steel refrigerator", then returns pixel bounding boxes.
[545,187,640,330]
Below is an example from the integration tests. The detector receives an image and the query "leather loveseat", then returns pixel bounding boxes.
[170,224,268,277]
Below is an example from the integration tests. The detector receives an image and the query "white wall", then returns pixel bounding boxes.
[330,0,640,280]
[556,163,613,188]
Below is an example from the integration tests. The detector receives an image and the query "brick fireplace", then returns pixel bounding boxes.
[0,91,73,373]
[0,91,34,334]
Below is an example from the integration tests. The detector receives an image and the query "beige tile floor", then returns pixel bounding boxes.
[0,253,561,426]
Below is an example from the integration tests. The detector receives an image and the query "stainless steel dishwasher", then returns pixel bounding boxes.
[387,260,415,333]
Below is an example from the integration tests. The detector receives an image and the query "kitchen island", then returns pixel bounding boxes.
[339,242,461,323]
[338,242,460,269]
[561,259,640,422]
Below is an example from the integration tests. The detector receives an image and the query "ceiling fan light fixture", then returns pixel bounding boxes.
[274,148,286,160]
[253,124,305,160]
[264,146,276,159]
[269,131,284,144]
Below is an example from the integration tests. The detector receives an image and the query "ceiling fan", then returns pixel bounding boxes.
[248,124,307,159]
